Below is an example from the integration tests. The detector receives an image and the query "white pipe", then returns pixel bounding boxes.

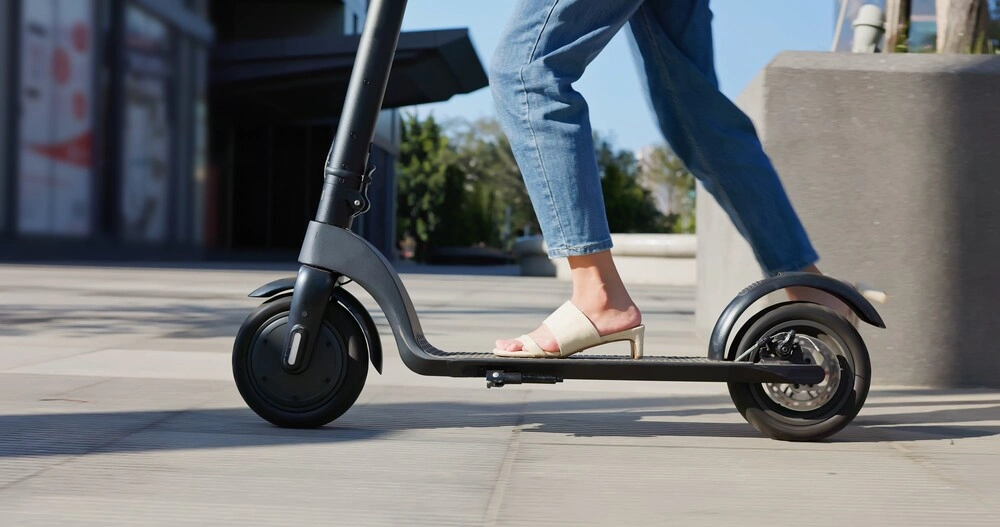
[853,5,887,52]
[832,0,852,51]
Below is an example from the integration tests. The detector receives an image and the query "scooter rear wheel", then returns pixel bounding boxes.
[232,296,368,428]
[727,302,871,442]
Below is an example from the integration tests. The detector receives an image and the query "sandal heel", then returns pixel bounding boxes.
[600,325,645,359]
[628,325,644,359]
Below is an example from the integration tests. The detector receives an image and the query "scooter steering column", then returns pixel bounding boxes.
[280,0,408,374]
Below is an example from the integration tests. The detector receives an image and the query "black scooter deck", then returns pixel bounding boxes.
[424,351,826,385]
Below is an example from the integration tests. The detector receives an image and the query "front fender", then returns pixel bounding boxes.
[249,278,297,298]
[708,272,885,361]
[248,278,383,374]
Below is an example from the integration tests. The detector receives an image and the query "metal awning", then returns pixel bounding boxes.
[211,28,488,122]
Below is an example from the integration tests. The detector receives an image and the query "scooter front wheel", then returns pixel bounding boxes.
[727,302,871,442]
[233,295,368,428]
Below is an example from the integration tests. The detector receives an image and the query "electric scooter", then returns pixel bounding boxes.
[232,0,886,442]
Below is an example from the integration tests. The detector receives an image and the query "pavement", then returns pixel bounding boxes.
[1,262,998,526]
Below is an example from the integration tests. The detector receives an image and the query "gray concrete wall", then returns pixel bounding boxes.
[696,51,1000,388]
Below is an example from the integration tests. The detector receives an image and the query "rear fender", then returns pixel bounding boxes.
[709,272,885,361]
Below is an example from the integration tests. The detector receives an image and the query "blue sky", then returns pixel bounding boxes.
[400,0,835,153]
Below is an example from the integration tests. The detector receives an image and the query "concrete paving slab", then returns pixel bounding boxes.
[0,347,92,371]
[1,263,999,526]
[7,349,234,381]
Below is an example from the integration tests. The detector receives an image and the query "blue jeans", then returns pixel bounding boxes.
[490,0,818,276]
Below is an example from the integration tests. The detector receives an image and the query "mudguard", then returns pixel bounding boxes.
[249,278,296,299]
[249,278,383,374]
[707,273,886,361]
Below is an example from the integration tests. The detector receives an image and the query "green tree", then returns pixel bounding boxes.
[398,116,678,260]
[396,113,452,260]
[636,144,697,233]
[397,115,531,259]
[594,136,669,233]
[448,118,537,248]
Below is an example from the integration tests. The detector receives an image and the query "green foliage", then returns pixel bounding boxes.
[594,136,671,234]
[635,144,697,234]
[447,118,537,247]
[396,113,451,260]
[396,114,698,261]
[396,114,537,261]
[893,22,911,53]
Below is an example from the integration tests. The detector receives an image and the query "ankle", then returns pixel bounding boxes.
[567,253,631,306]
[571,282,637,316]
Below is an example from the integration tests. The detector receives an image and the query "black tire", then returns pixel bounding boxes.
[727,302,871,442]
[232,295,368,428]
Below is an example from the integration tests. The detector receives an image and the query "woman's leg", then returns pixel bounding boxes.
[627,1,849,314]
[627,0,818,275]
[490,0,646,353]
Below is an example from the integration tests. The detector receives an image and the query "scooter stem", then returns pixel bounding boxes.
[283,0,408,372]
[317,0,408,228]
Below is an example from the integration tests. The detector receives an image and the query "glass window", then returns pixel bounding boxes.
[17,0,96,236]
[119,5,173,242]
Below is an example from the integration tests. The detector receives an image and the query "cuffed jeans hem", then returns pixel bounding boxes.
[546,239,614,259]
[761,250,820,278]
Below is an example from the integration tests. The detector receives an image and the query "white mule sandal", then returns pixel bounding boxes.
[493,301,644,359]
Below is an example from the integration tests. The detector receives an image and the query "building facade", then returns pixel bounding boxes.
[1,0,213,255]
[0,0,486,261]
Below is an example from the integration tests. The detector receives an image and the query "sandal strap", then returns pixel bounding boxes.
[543,301,600,357]
[514,334,547,357]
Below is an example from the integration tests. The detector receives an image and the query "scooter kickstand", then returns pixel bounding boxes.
[486,370,562,388]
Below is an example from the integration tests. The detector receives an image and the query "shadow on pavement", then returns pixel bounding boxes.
[2,393,999,457]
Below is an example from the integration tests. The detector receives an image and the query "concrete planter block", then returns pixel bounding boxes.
[512,235,556,277]
[695,51,1000,387]
[607,233,697,258]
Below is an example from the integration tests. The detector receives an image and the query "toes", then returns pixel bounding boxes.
[494,339,523,352]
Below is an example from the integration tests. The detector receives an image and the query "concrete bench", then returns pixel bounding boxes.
[513,233,697,286]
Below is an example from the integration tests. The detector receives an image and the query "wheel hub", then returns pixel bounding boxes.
[762,333,842,412]
[248,317,347,411]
